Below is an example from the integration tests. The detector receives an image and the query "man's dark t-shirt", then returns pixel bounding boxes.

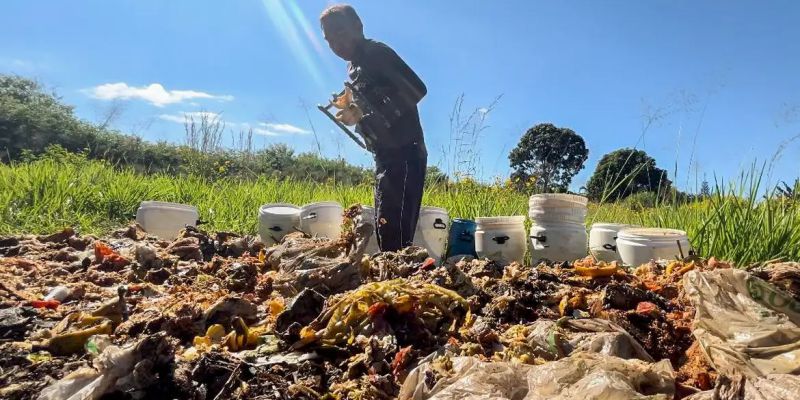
[347,39,427,157]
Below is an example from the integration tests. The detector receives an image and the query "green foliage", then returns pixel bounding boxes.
[508,123,588,193]
[425,166,449,186]
[0,75,100,162]
[589,167,800,266]
[0,74,370,185]
[1,157,798,266]
[585,148,672,201]
[776,179,798,200]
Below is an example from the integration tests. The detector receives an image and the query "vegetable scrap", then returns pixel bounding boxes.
[1,206,799,399]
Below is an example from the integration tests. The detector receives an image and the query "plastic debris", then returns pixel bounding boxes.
[2,206,799,399]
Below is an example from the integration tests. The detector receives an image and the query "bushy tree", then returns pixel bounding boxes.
[0,75,99,161]
[699,180,711,199]
[585,148,671,201]
[425,166,448,186]
[508,123,588,193]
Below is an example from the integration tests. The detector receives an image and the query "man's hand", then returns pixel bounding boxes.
[332,86,353,109]
[335,103,363,126]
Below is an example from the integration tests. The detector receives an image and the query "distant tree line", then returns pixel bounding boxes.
[2,73,748,203]
[508,122,678,202]
[0,74,376,184]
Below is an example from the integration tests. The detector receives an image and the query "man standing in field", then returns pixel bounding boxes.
[320,4,428,252]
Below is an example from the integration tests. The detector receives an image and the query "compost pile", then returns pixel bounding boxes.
[2,206,800,400]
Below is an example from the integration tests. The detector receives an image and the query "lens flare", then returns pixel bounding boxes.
[260,0,326,85]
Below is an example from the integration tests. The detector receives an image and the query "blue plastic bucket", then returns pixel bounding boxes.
[447,219,477,258]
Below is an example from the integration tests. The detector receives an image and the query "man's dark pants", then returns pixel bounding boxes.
[373,145,427,252]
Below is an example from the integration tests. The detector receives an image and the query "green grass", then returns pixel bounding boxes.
[1,158,798,266]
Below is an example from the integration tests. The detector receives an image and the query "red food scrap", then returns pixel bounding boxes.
[94,242,130,268]
[635,301,659,317]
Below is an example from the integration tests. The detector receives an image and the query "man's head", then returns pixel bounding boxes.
[320,4,364,61]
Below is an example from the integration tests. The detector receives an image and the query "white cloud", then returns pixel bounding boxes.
[85,82,233,107]
[258,122,310,135]
[157,113,306,137]
[253,128,280,137]
[159,111,221,124]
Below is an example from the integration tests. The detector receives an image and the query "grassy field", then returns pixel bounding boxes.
[1,157,798,266]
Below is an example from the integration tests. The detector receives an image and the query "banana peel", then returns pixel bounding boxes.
[37,313,113,355]
[192,317,266,351]
[575,264,618,278]
[666,260,695,277]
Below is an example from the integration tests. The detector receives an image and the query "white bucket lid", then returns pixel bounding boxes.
[139,201,198,212]
[528,193,588,206]
[301,201,343,211]
[592,222,637,230]
[476,216,526,226]
[420,206,448,216]
[618,228,688,240]
[259,203,300,216]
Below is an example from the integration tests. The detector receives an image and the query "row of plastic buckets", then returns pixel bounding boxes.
[135,200,691,267]
[466,193,692,266]
[470,193,588,265]
[589,223,692,265]
[258,202,343,246]
[259,203,451,262]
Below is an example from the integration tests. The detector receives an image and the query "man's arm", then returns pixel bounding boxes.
[370,43,427,110]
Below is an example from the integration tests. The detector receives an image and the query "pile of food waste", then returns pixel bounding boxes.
[1,205,800,399]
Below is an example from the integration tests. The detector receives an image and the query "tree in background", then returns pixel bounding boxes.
[0,75,99,162]
[508,123,588,193]
[585,148,672,201]
[700,179,711,199]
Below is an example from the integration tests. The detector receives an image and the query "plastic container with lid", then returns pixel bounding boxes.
[529,219,588,262]
[258,203,301,246]
[447,219,477,258]
[616,228,692,267]
[299,201,344,240]
[412,206,450,263]
[528,193,588,224]
[589,223,638,262]
[474,216,527,264]
[136,201,200,239]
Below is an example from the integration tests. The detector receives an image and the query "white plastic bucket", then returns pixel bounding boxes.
[413,206,450,262]
[361,206,381,255]
[135,201,199,239]
[589,223,637,262]
[475,216,527,264]
[258,203,301,246]
[299,201,344,240]
[528,193,588,224]
[529,221,588,262]
[616,228,692,267]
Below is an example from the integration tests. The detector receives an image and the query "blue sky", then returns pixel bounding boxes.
[2,0,799,191]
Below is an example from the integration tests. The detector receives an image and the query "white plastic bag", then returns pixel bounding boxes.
[37,344,137,400]
[399,356,533,400]
[685,374,800,400]
[523,352,674,400]
[531,318,654,362]
[683,269,800,378]
[37,334,168,400]
[399,353,675,400]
